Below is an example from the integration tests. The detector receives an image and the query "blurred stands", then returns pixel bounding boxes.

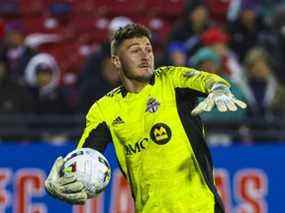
[0,0,186,82]
[1,0,285,143]
[0,114,285,144]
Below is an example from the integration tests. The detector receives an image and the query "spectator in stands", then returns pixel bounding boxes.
[201,26,250,97]
[168,0,211,57]
[191,47,248,123]
[163,41,188,66]
[265,5,285,83]
[78,57,120,113]
[228,0,269,61]
[243,47,285,118]
[0,56,34,141]
[89,16,133,67]
[205,0,231,25]
[191,47,250,144]
[3,27,37,81]
[24,53,71,114]
[77,17,131,113]
[0,56,34,114]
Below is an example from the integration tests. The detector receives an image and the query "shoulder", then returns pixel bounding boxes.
[86,88,121,119]
[154,66,197,78]
[92,86,123,109]
[154,66,176,76]
[105,86,123,98]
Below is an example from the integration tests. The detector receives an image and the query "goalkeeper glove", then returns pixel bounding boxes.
[191,84,247,115]
[45,156,87,205]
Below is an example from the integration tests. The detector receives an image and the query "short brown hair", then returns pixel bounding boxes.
[110,23,151,55]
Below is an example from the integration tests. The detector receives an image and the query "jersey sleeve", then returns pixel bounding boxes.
[167,66,230,94]
[77,102,112,153]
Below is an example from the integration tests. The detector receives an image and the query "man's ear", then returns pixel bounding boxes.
[111,55,121,69]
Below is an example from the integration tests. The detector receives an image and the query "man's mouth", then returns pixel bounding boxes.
[139,64,150,68]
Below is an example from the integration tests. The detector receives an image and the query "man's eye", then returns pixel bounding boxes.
[130,49,139,53]
[146,48,152,53]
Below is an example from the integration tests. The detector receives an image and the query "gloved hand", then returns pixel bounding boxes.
[44,156,87,205]
[191,84,247,115]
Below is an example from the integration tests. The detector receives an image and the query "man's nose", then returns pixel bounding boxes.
[140,49,149,58]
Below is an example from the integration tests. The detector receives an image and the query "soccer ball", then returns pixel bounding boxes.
[62,148,111,197]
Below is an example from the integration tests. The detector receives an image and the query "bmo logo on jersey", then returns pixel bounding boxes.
[150,123,172,145]
[125,138,149,155]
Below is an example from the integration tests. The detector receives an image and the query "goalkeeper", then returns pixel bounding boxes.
[45,24,246,213]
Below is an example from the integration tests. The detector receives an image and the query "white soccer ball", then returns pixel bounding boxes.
[62,148,111,197]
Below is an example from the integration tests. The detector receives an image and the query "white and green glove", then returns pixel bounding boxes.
[191,84,247,115]
[44,156,87,205]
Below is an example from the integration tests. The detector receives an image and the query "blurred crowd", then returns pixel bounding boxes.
[0,0,285,143]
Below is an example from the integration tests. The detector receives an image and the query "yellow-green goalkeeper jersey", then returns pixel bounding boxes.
[77,66,228,213]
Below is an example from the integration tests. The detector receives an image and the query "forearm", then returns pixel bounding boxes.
[192,71,230,94]
[172,66,230,94]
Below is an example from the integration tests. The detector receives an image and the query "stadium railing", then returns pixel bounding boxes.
[0,114,284,143]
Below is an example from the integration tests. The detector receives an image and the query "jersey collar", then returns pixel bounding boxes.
[120,74,155,98]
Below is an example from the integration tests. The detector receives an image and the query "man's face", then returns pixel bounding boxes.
[199,60,219,74]
[113,36,154,82]
[190,6,208,26]
[170,51,187,66]
[36,70,53,87]
[249,60,271,80]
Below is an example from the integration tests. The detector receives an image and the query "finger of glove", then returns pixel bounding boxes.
[58,175,77,186]
[224,98,237,111]
[48,157,64,180]
[215,99,227,112]
[191,100,208,115]
[67,198,86,205]
[204,98,215,112]
[44,180,58,196]
[60,191,88,204]
[59,181,85,193]
[233,98,247,109]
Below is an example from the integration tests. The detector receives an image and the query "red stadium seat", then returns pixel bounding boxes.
[20,0,45,16]
[39,41,84,84]
[74,0,144,17]
[72,15,98,33]
[22,16,46,34]
[135,16,171,46]
[107,0,145,17]
[205,0,230,24]
[143,0,185,18]
[93,0,112,16]
[162,0,186,18]
[71,16,109,43]
[73,0,99,15]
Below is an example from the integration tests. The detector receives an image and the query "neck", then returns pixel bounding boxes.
[122,77,148,93]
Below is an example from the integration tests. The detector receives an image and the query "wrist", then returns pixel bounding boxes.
[210,83,230,93]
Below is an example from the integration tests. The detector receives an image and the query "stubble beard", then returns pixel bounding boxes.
[121,62,153,83]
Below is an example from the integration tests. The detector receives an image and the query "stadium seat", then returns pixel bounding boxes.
[71,15,109,43]
[162,0,186,18]
[20,0,45,16]
[107,0,145,17]
[143,0,185,18]
[22,16,46,34]
[72,15,97,33]
[205,0,230,24]
[39,41,84,85]
[135,16,171,46]
[72,0,97,15]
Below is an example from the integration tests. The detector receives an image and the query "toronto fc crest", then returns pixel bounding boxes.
[146,97,160,113]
